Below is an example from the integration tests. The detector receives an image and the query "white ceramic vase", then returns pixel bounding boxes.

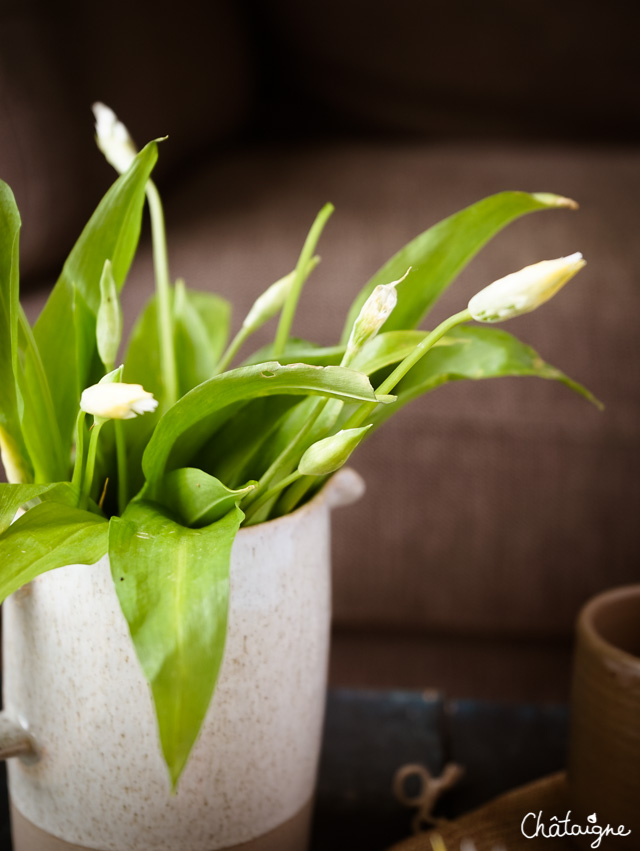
[0,468,365,851]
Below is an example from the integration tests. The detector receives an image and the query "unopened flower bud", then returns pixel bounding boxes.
[243,257,320,333]
[96,260,122,369]
[80,382,158,421]
[92,102,137,174]
[344,269,410,365]
[469,253,586,323]
[298,426,372,477]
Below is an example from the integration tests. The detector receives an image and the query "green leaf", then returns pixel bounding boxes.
[33,142,159,454]
[195,396,299,487]
[0,187,58,482]
[173,283,231,396]
[351,330,429,375]
[121,294,164,496]
[143,468,255,527]
[0,182,28,478]
[122,286,232,497]
[142,361,382,480]
[341,192,578,341]
[0,502,108,604]
[368,325,602,427]
[109,501,243,788]
[254,396,345,481]
[245,339,344,368]
[16,311,67,481]
[0,481,78,535]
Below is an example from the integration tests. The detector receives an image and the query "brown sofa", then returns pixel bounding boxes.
[2,0,639,702]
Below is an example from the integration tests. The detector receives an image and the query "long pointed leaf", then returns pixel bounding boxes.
[341,191,577,341]
[143,468,254,527]
[173,286,231,396]
[367,325,601,428]
[199,396,299,487]
[0,502,108,604]
[0,482,78,535]
[33,142,159,452]
[0,183,30,479]
[122,287,232,497]
[109,502,243,788]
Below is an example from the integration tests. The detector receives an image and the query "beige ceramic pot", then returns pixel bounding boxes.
[567,584,640,849]
[0,468,365,851]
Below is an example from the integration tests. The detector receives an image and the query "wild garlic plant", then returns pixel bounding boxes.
[0,104,600,787]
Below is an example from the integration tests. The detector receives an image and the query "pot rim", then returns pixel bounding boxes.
[577,583,640,668]
[235,466,365,539]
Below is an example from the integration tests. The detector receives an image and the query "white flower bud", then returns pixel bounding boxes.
[243,273,293,333]
[469,253,586,323]
[298,426,372,477]
[344,269,410,365]
[80,382,158,421]
[92,102,137,174]
[96,260,122,369]
[243,257,320,333]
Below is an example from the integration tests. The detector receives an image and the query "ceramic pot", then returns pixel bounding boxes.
[0,468,365,851]
[567,584,640,848]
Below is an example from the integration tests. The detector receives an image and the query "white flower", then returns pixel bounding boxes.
[469,253,586,323]
[344,269,410,365]
[92,102,137,174]
[80,382,158,420]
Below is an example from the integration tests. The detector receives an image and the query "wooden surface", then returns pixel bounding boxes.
[0,689,569,851]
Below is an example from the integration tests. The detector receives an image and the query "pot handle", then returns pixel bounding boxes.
[0,712,39,762]
[325,467,366,510]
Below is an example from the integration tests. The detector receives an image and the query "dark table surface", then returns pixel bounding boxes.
[0,689,568,851]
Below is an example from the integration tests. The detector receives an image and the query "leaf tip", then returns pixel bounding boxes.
[532,192,579,211]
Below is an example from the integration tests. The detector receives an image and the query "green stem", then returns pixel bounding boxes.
[214,326,251,376]
[80,420,105,510]
[146,180,178,408]
[243,471,301,525]
[71,410,86,492]
[241,397,327,509]
[343,309,472,430]
[277,474,316,515]
[273,204,334,358]
[114,421,128,513]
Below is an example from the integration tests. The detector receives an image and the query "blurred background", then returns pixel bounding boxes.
[2,0,639,704]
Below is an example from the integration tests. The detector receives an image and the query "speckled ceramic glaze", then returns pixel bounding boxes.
[2,468,365,851]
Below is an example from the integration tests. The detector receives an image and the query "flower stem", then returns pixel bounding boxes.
[241,397,326,509]
[80,420,105,510]
[114,421,128,513]
[146,180,178,408]
[214,326,251,376]
[71,410,86,492]
[243,471,301,525]
[273,204,333,358]
[343,309,472,430]
[277,474,316,515]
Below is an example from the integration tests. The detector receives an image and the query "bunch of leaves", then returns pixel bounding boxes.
[0,136,599,787]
